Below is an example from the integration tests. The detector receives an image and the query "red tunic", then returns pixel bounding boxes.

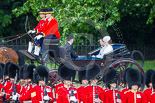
[77,86,88,103]
[34,19,46,34]
[143,88,152,102]
[55,82,64,101]
[120,88,129,99]
[19,84,35,102]
[31,85,54,103]
[56,86,79,103]
[85,85,105,103]
[122,90,148,103]
[41,17,60,39]
[105,89,122,103]
[145,89,155,103]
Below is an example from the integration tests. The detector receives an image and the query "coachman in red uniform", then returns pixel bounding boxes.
[122,68,147,103]
[104,67,122,103]
[56,63,78,103]
[85,63,105,103]
[27,8,47,54]
[31,65,54,103]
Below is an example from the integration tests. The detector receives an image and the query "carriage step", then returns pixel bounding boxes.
[19,50,36,60]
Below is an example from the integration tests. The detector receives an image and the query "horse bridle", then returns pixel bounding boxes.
[2,48,10,63]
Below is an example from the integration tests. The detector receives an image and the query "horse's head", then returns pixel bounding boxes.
[0,48,5,63]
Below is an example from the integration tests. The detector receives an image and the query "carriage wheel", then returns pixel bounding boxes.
[42,50,61,66]
[48,69,60,87]
[109,58,144,90]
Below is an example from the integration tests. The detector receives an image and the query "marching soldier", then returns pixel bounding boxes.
[27,8,47,54]
[14,64,36,102]
[104,67,122,103]
[143,69,154,102]
[1,63,21,102]
[122,68,147,103]
[146,71,155,103]
[85,63,105,103]
[56,63,78,103]
[31,65,54,103]
[19,65,27,86]
[77,69,88,103]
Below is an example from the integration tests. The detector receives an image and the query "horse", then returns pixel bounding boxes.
[0,47,25,66]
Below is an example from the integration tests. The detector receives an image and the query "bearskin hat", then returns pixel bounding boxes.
[0,65,3,79]
[86,63,101,80]
[24,64,36,80]
[8,63,20,79]
[145,69,154,88]
[0,63,4,69]
[33,65,49,84]
[123,68,130,85]
[105,67,120,88]
[78,69,87,83]
[58,64,76,81]
[19,65,27,79]
[151,71,155,89]
[3,62,12,76]
[126,68,141,89]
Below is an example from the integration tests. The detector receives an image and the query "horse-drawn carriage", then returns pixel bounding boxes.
[21,36,144,88]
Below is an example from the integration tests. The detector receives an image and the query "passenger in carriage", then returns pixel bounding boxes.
[64,34,78,59]
[92,36,113,59]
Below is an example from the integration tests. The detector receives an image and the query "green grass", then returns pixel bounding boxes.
[142,60,155,71]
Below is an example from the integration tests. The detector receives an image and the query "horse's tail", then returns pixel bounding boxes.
[16,50,25,66]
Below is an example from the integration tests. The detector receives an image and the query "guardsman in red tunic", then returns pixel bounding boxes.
[30,65,54,103]
[145,71,155,103]
[120,68,130,99]
[27,8,47,54]
[33,8,60,56]
[85,63,105,103]
[77,69,88,103]
[55,81,64,101]
[104,67,122,103]
[143,69,154,102]
[13,64,36,103]
[56,64,79,103]
[122,68,147,103]
[1,63,21,102]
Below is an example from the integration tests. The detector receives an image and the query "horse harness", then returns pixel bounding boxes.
[2,47,10,63]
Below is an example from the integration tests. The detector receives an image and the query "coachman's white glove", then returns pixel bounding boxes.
[44,95,50,101]
[31,30,37,34]
[35,35,43,40]
[27,30,32,34]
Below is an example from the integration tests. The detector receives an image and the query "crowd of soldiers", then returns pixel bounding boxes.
[0,62,155,103]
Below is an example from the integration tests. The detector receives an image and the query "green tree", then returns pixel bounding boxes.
[12,0,121,41]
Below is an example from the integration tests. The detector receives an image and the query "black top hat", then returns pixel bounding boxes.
[33,65,49,84]
[8,63,20,79]
[3,62,12,76]
[105,67,120,88]
[126,68,141,89]
[151,71,155,89]
[24,64,36,80]
[45,8,54,14]
[86,63,101,80]
[145,69,154,88]
[58,64,76,81]
[39,8,46,14]
[19,65,27,79]
[67,34,74,41]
